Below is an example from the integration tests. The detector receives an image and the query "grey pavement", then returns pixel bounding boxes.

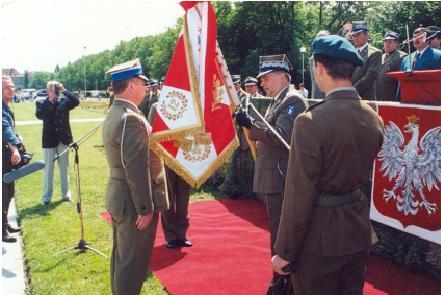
[2,199,27,295]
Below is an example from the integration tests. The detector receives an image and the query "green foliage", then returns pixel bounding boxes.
[29,72,54,89]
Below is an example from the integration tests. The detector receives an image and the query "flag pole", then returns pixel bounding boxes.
[249,102,291,151]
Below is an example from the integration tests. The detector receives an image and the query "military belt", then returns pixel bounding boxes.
[315,188,364,207]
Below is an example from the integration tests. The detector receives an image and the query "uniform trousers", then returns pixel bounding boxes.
[261,193,293,295]
[161,168,190,241]
[2,181,15,235]
[42,143,71,202]
[291,250,368,295]
[110,213,159,295]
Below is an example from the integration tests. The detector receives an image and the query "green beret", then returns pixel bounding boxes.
[312,35,364,67]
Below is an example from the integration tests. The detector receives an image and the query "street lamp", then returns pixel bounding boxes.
[299,47,306,84]
[83,46,87,98]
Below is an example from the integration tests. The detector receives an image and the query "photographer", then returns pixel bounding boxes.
[2,76,22,242]
[35,81,79,205]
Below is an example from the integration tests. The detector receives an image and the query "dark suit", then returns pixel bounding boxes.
[375,50,407,100]
[35,91,79,148]
[250,84,307,293]
[102,99,168,295]
[401,46,441,71]
[351,44,382,100]
[275,88,384,295]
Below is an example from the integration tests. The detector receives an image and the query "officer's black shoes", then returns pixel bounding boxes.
[2,232,17,243]
[7,225,21,233]
[166,239,193,249]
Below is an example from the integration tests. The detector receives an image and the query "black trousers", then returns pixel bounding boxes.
[2,181,15,234]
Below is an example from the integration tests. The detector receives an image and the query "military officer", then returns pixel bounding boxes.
[244,76,263,98]
[232,75,248,107]
[427,26,441,50]
[375,31,407,100]
[271,35,384,295]
[103,59,168,295]
[350,21,382,100]
[236,54,307,294]
[147,103,192,249]
[137,82,151,117]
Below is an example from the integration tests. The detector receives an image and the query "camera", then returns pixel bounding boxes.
[2,143,33,172]
[53,84,61,96]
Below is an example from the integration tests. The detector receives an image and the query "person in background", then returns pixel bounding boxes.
[272,35,384,295]
[232,75,248,107]
[244,76,263,98]
[350,21,382,100]
[427,26,441,50]
[375,31,407,101]
[401,27,441,71]
[336,20,352,39]
[35,80,79,205]
[2,76,22,243]
[310,30,330,99]
[298,83,309,98]
[236,54,307,294]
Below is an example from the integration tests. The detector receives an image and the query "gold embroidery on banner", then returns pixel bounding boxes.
[176,132,212,162]
[159,90,188,121]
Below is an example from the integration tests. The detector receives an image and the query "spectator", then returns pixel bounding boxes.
[298,83,309,98]
[35,81,79,205]
[427,25,441,50]
[2,76,22,243]
[310,30,330,99]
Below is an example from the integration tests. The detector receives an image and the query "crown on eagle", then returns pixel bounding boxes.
[407,114,420,124]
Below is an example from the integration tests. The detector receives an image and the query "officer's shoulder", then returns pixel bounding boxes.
[369,44,381,53]
[305,100,326,112]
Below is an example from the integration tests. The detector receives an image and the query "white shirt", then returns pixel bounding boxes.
[299,88,309,98]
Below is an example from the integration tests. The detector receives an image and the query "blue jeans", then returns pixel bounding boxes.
[42,143,71,202]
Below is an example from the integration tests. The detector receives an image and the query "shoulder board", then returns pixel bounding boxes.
[306,100,326,112]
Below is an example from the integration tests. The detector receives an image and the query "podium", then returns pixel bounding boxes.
[387,70,441,104]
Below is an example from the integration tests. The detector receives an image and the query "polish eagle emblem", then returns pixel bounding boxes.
[378,115,441,216]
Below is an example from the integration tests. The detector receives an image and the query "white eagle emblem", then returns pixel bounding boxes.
[378,115,441,216]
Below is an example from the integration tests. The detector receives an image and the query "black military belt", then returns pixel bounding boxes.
[315,188,363,207]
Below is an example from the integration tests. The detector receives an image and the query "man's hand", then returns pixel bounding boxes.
[136,213,153,230]
[9,145,21,165]
[271,255,290,275]
[234,109,253,129]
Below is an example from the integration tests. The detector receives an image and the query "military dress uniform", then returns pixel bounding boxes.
[350,21,382,100]
[351,44,381,100]
[375,32,407,101]
[274,35,385,295]
[103,60,168,295]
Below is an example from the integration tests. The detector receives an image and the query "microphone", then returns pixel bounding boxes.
[3,160,45,183]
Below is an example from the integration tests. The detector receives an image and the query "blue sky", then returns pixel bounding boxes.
[1,0,183,73]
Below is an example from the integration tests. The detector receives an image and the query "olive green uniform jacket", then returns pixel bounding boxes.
[352,44,382,100]
[102,98,168,295]
[375,49,407,100]
[274,87,384,263]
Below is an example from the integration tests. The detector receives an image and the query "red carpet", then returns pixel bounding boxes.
[101,199,441,294]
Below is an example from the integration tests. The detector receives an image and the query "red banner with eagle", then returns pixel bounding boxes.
[370,103,441,244]
[150,2,239,188]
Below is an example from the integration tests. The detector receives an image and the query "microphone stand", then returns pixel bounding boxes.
[55,122,107,257]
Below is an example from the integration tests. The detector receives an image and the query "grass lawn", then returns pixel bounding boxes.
[12,102,218,295]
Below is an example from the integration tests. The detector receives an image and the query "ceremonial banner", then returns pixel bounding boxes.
[370,103,441,244]
[150,2,239,187]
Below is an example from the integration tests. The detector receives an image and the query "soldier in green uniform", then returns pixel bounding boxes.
[137,82,151,117]
[103,59,168,295]
[244,76,264,98]
[375,31,407,100]
[272,35,384,295]
[236,54,307,294]
[232,75,248,107]
[350,21,382,100]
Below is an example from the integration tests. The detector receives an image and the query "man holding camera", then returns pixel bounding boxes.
[2,76,22,242]
[35,81,79,205]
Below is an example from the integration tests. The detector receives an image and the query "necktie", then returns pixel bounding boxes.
[412,53,420,70]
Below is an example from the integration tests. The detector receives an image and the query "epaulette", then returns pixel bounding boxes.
[306,100,326,112]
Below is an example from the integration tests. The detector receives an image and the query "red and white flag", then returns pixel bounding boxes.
[150,1,239,188]
[370,102,441,244]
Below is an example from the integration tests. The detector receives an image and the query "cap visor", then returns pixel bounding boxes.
[256,70,274,79]
[137,75,149,82]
